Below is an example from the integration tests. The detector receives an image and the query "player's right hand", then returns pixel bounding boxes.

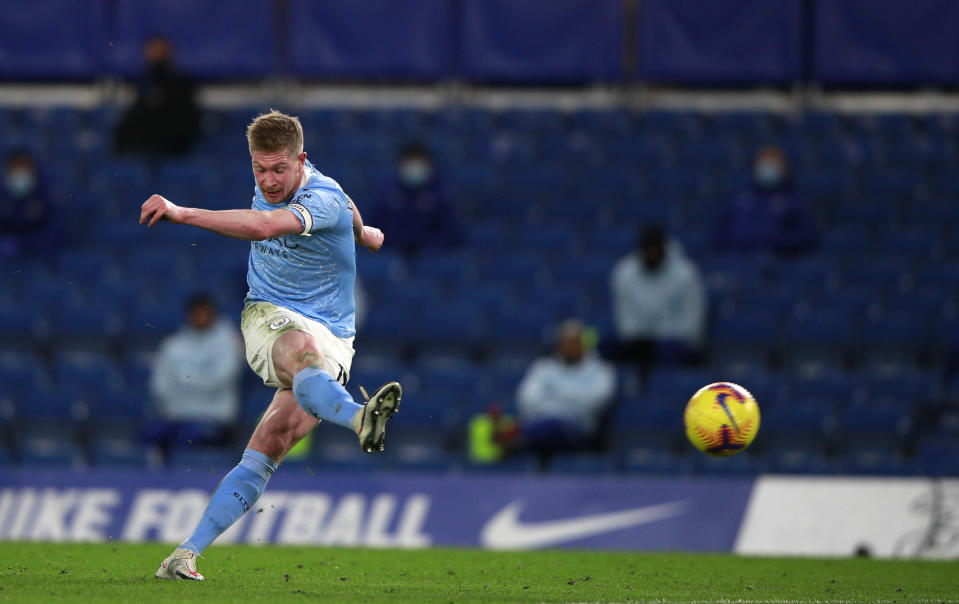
[358,225,384,253]
[140,194,184,227]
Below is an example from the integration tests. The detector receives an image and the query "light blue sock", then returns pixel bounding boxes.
[180,448,278,554]
[292,366,362,429]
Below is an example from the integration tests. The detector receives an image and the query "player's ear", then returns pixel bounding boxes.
[297,151,307,166]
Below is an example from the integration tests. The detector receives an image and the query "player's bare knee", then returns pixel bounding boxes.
[272,330,325,384]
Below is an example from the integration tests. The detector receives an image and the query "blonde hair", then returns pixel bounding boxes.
[246,109,304,155]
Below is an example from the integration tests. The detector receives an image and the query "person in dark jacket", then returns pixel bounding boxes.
[0,151,58,259]
[369,142,462,258]
[712,145,818,256]
[114,36,200,156]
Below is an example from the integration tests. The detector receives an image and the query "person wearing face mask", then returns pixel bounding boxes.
[712,145,819,256]
[114,36,200,156]
[368,142,463,258]
[609,225,707,383]
[514,319,616,468]
[0,151,57,259]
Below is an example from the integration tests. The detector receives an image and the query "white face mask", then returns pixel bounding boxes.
[5,169,36,197]
[754,160,784,188]
[399,160,432,188]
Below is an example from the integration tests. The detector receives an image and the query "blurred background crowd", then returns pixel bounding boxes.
[1,0,958,476]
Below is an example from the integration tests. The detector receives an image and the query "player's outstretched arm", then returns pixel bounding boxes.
[347,196,383,253]
[139,194,302,241]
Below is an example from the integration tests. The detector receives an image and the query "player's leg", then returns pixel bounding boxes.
[246,387,318,461]
[156,389,315,580]
[272,329,362,429]
[272,329,402,453]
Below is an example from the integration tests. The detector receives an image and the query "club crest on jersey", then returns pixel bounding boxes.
[269,317,291,330]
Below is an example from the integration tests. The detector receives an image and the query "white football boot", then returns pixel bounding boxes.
[353,382,402,453]
[154,547,205,581]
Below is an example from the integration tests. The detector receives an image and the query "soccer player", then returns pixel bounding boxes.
[140,110,401,580]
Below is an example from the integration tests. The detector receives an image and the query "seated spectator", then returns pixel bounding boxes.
[515,319,616,468]
[609,225,706,381]
[114,36,200,156]
[0,151,58,259]
[146,294,243,462]
[369,142,462,258]
[712,145,818,256]
[467,403,517,465]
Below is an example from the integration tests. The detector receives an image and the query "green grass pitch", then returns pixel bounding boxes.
[0,543,956,603]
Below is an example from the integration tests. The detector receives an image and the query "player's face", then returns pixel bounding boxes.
[251,149,307,204]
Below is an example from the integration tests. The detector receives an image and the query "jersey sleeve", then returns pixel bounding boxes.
[284,189,342,235]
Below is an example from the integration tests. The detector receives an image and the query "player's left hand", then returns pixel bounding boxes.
[358,225,384,253]
[139,194,184,227]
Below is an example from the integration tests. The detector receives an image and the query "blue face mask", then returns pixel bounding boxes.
[399,160,432,189]
[754,161,784,189]
[5,169,36,197]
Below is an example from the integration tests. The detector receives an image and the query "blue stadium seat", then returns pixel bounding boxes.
[313,428,392,472]
[20,435,84,468]
[790,369,863,408]
[387,427,453,472]
[167,446,238,472]
[765,434,833,474]
[762,397,834,435]
[715,367,785,409]
[0,351,45,397]
[796,170,849,200]
[836,396,913,436]
[55,351,124,397]
[356,251,407,284]
[917,435,959,476]
[416,356,481,393]
[781,307,856,366]
[840,432,909,475]
[485,307,551,349]
[613,396,683,431]
[863,367,930,407]
[92,438,149,468]
[90,388,147,422]
[890,288,950,319]
[486,358,529,403]
[710,305,781,360]
[819,226,869,258]
[873,229,938,261]
[18,388,83,421]
[52,295,125,340]
[241,385,274,423]
[774,256,840,291]
[864,172,921,200]
[858,310,927,365]
[621,446,694,474]
[701,254,768,297]
[646,368,718,406]
[521,225,577,256]
[411,253,476,287]
[469,221,511,250]
[350,351,410,383]
[389,387,462,428]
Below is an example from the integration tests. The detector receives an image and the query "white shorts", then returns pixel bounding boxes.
[240,301,355,389]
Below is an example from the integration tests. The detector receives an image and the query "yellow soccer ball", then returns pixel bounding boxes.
[684,382,761,457]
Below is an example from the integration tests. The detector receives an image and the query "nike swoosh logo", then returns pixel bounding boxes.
[480,499,690,550]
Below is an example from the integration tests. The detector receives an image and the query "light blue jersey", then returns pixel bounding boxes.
[245,160,356,338]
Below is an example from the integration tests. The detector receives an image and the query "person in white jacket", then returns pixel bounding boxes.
[147,293,244,459]
[610,225,707,380]
[516,319,616,463]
